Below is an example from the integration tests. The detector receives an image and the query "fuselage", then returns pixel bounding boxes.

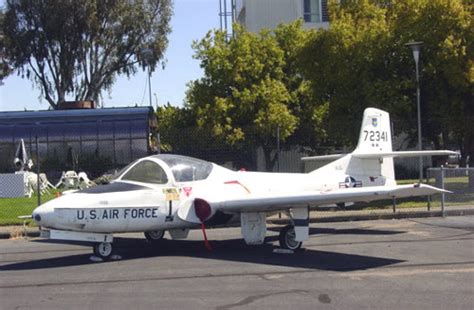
[32,154,347,233]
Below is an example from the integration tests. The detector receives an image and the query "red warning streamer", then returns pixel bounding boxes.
[201,222,212,251]
[194,198,213,251]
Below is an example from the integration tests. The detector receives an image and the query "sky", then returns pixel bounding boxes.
[0,0,222,111]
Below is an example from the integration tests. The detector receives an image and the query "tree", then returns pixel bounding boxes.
[389,0,473,164]
[187,22,322,171]
[156,104,251,168]
[156,104,199,154]
[299,0,473,162]
[2,0,172,109]
[0,10,11,84]
[299,0,397,148]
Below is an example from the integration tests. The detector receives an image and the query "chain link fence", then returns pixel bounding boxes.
[426,167,474,215]
[0,121,471,225]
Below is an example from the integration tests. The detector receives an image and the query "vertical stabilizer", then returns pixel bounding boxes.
[310,107,396,187]
[354,108,392,154]
[351,107,395,184]
[309,107,452,188]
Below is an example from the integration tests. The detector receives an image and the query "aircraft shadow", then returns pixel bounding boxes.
[0,235,403,272]
[0,253,95,271]
[267,226,405,236]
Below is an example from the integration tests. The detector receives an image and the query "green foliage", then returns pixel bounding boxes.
[2,0,172,108]
[387,0,473,157]
[156,103,196,153]
[299,0,473,160]
[0,192,57,226]
[299,0,401,147]
[0,10,11,83]
[187,22,323,170]
[155,104,252,168]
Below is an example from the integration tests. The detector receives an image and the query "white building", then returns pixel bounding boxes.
[234,0,329,32]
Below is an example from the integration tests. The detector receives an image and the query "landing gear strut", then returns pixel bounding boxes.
[279,225,302,250]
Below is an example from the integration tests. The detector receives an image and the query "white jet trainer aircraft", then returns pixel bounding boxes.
[32,108,454,259]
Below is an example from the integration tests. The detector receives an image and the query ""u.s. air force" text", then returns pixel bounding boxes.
[76,208,159,220]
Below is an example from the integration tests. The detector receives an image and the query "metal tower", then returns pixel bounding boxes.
[219,0,235,39]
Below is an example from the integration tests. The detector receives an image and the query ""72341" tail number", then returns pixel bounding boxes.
[364,130,388,142]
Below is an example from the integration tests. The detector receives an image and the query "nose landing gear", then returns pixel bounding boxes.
[91,242,122,261]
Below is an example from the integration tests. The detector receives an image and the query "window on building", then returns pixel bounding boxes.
[304,0,329,23]
[303,0,321,23]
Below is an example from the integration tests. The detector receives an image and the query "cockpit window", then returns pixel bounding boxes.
[112,159,139,181]
[156,155,213,182]
[121,160,168,184]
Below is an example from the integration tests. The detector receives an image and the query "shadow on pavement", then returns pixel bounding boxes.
[268,226,406,236]
[0,234,403,272]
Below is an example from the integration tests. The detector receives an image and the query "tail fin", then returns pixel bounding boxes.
[346,108,396,186]
[310,107,396,187]
[354,108,392,154]
[352,108,396,184]
[309,107,455,188]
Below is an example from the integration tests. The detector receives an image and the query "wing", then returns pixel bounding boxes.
[177,183,448,224]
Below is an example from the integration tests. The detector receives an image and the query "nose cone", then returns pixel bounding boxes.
[32,202,55,228]
[32,208,42,223]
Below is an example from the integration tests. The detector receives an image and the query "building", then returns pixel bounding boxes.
[0,107,158,176]
[234,0,329,32]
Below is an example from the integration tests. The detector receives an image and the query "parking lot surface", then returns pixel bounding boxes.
[1,217,473,309]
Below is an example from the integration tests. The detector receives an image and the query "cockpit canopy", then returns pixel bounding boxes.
[116,154,214,184]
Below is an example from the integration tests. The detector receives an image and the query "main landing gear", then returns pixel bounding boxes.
[278,225,302,250]
[93,242,114,260]
[144,230,165,243]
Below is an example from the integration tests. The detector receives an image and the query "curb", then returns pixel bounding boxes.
[1,208,473,240]
[0,230,40,239]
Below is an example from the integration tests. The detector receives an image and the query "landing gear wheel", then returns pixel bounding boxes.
[145,230,165,243]
[279,225,302,250]
[93,242,113,260]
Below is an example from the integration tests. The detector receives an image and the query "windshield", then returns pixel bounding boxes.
[112,159,139,181]
[154,155,213,182]
[121,160,168,184]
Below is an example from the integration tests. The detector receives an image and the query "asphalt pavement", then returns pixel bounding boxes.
[1,216,473,309]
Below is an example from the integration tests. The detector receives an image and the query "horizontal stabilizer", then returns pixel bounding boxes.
[302,150,456,162]
[353,150,457,159]
[301,154,346,161]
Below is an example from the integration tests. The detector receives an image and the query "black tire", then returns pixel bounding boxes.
[279,225,302,250]
[144,230,165,243]
[93,242,113,260]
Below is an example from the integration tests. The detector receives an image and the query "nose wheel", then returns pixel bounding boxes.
[93,242,114,260]
[279,225,302,250]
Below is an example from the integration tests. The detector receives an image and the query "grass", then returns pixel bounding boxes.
[0,192,58,226]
